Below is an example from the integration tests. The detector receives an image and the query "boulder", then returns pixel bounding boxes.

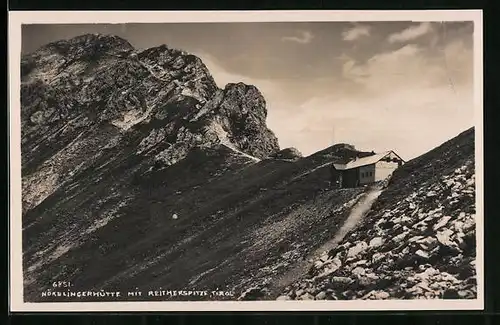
[369,237,384,248]
[352,267,366,277]
[347,241,368,259]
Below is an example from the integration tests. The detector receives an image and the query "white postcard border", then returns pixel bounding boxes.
[8,9,484,312]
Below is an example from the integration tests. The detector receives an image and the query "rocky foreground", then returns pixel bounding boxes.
[280,128,476,300]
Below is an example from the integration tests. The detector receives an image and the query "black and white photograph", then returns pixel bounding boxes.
[9,10,483,311]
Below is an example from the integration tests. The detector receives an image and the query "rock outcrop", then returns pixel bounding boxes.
[270,147,303,161]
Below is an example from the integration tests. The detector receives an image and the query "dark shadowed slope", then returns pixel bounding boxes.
[21,34,376,302]
[23,139,372,301]
[282,128,477,300]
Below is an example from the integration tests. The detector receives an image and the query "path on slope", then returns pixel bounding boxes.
[268,183,384,298]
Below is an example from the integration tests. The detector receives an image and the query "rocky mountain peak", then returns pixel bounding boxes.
[209,82,279,159]
[21,34,281,211]
[28,33,134,64]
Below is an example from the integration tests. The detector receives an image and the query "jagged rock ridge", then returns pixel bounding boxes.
[21,33,280,212]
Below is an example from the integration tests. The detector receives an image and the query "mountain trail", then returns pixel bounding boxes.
[268,183,384,297]
[222,143,261,162]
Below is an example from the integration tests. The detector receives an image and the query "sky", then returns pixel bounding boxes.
[22,21,475,160]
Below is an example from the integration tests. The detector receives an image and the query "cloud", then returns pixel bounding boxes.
[342,44,431,91]
[195,36,473,161]
[342,24,371,41]
[281,30,314,44]
[342,40,472,94]
[292,40,474,159]
[288,86,473,160]
[388,22,434,43]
